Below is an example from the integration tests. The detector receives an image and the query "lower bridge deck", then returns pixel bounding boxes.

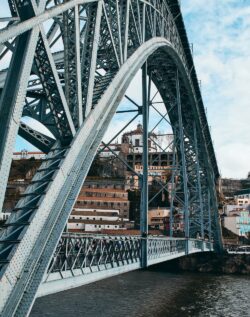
[37,234,213,297]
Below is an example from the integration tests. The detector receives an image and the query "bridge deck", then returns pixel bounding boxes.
[37,234,213,297]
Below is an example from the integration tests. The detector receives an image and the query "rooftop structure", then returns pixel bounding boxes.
[13,150,46,160]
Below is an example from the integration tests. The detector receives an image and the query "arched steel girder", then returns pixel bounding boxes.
[0,37,221,316]
[0,1,222,315]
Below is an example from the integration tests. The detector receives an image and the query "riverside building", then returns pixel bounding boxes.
[67,180,131,232]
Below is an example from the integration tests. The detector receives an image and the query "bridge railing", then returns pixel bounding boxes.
[47,234,141,278]
[37,234,214,296]
[147,237,186,261]
[45,234,213,279]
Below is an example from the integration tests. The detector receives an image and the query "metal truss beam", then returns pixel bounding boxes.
[18,122,55,154]
[0,27,39,213]
[0,0,222,314]
[140,62,148,268]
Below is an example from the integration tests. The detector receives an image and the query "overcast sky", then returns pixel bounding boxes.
[10,0,250,179]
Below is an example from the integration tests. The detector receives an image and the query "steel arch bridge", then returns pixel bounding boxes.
[0,0,222,316]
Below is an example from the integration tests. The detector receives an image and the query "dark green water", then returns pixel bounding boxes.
[31,270,249,317]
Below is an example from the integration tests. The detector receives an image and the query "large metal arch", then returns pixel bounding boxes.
[0,35,220,315]
[0,37,171,314]
[0,0,219,215]
[150,55,221,243]
[0,0,223,314]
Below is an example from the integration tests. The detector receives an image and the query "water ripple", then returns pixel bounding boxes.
[31,271,250,317]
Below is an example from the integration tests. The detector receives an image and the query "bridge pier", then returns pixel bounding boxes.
[140,62,149,268]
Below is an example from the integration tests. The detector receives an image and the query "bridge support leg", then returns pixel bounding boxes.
[193,123,204,250]
[169,142,177,238]
[208,190,212,251]
[176,70,189,254]
[140,62,148,268]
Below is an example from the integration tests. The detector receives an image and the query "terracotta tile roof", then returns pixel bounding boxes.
[71,209,119,216]
[68,219,125,225]
[73,205,122,211]
[81,188,126,193]
[77,196,128,202]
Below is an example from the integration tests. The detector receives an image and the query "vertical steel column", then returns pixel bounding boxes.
[176,70,189,253]
[207,189,212,251]
[211,172,223,252]
[0,27,39,212]
[169,136,177,238]
[122,0,130,62]
[140,62,148,268]
[193,123,204,243]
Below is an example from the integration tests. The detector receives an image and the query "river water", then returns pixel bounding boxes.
[31,269,249,317]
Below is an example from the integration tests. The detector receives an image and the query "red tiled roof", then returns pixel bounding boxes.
[81,188,126,193]
[77,196,128,202]
[68,219,125,225]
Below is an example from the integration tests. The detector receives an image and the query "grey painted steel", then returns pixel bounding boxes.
[18,122,55,154]
[0,38,168,317]
[0,1,222,315]
[193,123,205,241]
[176,70,189,250]
[0,0,98,44]
[140,62,148,268]
[169,139,177,238]
[0,27,40,213]
[37,234,213,297]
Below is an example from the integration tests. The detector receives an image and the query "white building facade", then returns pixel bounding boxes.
[13,150,46,160]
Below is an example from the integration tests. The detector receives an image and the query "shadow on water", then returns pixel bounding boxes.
[31,266,249,317]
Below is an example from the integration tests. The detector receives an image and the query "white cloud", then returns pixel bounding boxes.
[182,0,250,178]
[4,0,249,178]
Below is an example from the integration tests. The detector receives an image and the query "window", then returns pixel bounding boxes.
[135,139,140,146]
